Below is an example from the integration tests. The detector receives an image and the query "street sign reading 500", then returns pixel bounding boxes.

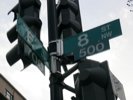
[76,34,109,58]
[63,19,122,61]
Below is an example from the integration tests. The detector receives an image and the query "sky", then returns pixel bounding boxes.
[0,0,133,100]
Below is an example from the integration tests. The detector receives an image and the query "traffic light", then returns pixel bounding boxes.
[6,0,42,68]
[56,0,82,64]
[56,0,82,38]
[74,59,116,100]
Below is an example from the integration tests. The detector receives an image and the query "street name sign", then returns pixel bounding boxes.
[63,19,122,61]
[16,16,50,73]
[24,43,45,75]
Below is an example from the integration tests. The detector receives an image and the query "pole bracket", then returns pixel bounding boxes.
[48,39,63,56]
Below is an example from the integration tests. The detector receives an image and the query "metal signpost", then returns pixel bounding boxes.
[63,19,122,61]
[16,16,50,73]
[47,0,63,100]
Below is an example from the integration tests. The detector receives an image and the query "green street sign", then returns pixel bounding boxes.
[24,43,45,75]
[63,19,122,61]
[16,16,50,71]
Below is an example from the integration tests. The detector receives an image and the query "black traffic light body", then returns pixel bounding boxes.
[56,0,83,64]
[56,0,82,39]
[6,0,42,68]
[74,59,116,100]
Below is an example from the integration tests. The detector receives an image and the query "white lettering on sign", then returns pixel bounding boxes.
[26,31,34,45]
[79,42,105,58]
[24,44,32,56]
[101,31,112,40]
[96,43,105,52]
[32,52,38,64]
[78,34,89,47]
[101,24,111,32]
[24,44,44,73]
[77,34,105,58]
[31,51,44,71]
[101,24,112,40]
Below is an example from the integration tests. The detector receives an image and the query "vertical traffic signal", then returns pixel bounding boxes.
[74,59,116,100]
[6,0,42,68]
[56,0,83,64]
[56,0,82,38]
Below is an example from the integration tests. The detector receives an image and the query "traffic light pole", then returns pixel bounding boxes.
[47,0,63,100]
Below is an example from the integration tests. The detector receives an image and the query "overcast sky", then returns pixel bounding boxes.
[0,0,133,100]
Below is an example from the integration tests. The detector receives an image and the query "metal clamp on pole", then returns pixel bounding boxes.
[48,39,63,56]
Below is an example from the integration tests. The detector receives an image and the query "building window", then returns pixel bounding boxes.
[5,90,13,100]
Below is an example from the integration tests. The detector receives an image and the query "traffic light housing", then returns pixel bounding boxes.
[74,59,116,100]
[56,0,82,38]
[56,0,83,64]
[6,0,42,68]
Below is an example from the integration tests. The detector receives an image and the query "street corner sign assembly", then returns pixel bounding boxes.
[63,19,122,61]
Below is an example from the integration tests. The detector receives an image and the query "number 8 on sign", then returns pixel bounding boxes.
[78,34,89,47]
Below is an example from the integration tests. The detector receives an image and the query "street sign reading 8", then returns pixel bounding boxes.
[77,34,106,58]
[63,19,122,61]
[78,34,89,47]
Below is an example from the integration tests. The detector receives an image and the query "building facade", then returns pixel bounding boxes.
[0,74,26,100]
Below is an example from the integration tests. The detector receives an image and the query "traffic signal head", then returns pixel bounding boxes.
[74,59,116,100]
[19,0,42,39]
[6,0,42,68]
[56,0,82,39]
[78,60,107,88]
[56,0,82,64]
[6,44,20,66]
[7,25,18,43]
[8,4,19,21]
[6,39,31,67]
